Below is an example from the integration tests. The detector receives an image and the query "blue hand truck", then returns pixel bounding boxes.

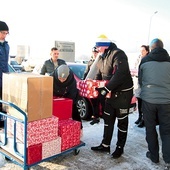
[0,99,85,170]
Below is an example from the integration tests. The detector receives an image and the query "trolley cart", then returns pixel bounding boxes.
[0,99,85,170]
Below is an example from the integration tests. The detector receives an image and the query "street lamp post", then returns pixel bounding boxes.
[147,11,158,44]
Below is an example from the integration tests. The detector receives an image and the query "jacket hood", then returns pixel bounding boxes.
[149,48,170,62]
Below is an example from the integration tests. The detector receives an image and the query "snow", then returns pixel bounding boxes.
[0,111,167,170]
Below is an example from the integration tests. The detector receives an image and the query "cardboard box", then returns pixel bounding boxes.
[53,97,73,120]
[2,73,53,122]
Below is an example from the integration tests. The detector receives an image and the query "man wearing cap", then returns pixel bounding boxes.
[0,21,9,128]
[50,65,82,128]
[83,46,99,79]
[83,46,104,125]
[40,47,66,75]
[138,38,170,169]
[91,35,133,159]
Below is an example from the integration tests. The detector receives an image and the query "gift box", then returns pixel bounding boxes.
[78,80,111,98]
[27,143,42,165]
[42,137,61,159]
[7,116,59,146]
[58,119,81,151]
[53,97,73,120]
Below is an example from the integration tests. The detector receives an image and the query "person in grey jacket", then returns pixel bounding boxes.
[138,38,170,169]
[40,47,66,75]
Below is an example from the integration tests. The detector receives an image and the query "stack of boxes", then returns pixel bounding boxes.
[1,73,81,165]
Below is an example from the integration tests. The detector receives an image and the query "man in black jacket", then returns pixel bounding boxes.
[50,65,82,128]
[91,35,133,159]
[40,47,66,75]
[139,38,170,169]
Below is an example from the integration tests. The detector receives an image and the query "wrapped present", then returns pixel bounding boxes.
[7,116,59,146]
[42,137,61,159]
[58,119,81,151]
[27,143,42,165]
[78,80,111,98]
[53,97,73,120]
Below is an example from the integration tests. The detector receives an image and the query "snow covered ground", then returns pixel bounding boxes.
[0,111,166,170]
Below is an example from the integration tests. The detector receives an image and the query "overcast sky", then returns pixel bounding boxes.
[1,0,170,60]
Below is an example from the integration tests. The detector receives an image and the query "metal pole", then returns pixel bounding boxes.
[147,11,158,44]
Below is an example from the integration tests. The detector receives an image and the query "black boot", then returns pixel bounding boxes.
[138,119,144,128]
[111,146,124,159]
[135,116,142,124]
[90,118,100,125]
[146,151,159,163]
[91,144,110,153]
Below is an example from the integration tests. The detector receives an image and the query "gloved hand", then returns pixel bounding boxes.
[95,87,110,99]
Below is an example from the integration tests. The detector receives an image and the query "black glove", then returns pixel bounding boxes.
[95,87,110,99]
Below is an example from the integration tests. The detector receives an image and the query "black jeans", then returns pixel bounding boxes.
[142,100,170,163]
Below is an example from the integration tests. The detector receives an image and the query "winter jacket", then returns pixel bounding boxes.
[139,47,170,104]
[95,43,133,92]
[50,69,79,104]
[0,41,9,89]
[95,43,133,108]
[40,58,66,75]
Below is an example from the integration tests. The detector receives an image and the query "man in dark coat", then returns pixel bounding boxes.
[0,21,9,128]
[50,65,82,128]
[91,35,133,159]
[139,38,170,169]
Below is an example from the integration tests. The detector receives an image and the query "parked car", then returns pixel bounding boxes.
[8,64,16,72]
[12,62,137,120]
[10,60,24,72]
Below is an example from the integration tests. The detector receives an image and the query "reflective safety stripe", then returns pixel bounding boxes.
[121,86,133,91]
[118,127,127,133]
[104,111,110,116]
[117,115,128,120]
[120,109,128,114]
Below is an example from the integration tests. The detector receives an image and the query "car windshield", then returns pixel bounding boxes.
[10,61,19,65]
[8,64,16,72]
[68,64,86,80]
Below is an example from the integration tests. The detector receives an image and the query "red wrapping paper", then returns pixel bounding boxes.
[58,119,81,151]
[27,143,42,165]
[78,80,111,98]
[7,116,59,146]
[53,97,73,120]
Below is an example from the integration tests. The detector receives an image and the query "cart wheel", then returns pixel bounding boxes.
[74,149,80,155]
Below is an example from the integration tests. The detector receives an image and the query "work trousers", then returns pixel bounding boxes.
[142,100,170,163]
[102,102,129,148]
